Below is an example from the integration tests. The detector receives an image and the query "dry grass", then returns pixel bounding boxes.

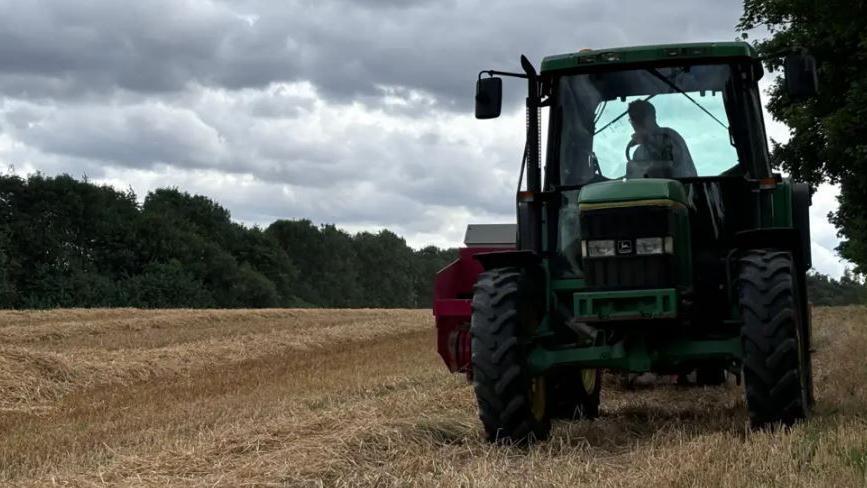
[0,307,865,487]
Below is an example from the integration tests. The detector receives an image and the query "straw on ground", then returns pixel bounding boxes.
[0,307,865,487]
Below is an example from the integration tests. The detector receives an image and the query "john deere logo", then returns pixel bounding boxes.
[617,240,633,255]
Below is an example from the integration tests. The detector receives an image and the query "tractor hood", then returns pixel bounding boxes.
[577,179,688,206]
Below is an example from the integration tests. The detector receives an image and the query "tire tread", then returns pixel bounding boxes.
[738,250,812,428]
[471,267,550,443]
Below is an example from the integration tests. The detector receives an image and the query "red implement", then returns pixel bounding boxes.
[432,224,516,379]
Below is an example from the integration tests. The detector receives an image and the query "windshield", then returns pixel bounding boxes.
[554,64,739,186]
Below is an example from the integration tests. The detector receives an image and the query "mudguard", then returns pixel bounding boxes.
[734,228,809,271]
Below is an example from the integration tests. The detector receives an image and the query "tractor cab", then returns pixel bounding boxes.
[435,42,818,443]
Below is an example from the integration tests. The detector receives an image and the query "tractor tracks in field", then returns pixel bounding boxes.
[0,309,431,411]
[0,317,450,482]
[2,308,864,486]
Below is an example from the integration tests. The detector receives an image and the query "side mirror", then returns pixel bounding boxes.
[784,53,818,99]
[475,77,502,119]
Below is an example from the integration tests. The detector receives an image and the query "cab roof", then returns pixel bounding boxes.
[540,41,757,73]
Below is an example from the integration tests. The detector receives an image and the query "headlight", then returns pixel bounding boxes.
[585,239,615,257]
[635,237,663,255]
[635,236,674,255]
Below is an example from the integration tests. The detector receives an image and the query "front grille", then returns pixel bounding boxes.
[580,205,677,289]
[584,254,674,288]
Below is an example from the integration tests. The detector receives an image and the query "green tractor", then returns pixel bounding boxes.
[467,42,817,442]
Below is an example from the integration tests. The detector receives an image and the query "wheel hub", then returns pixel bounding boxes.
[581,368,597,392]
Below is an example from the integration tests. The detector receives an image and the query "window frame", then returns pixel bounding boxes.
[542,58,771,190]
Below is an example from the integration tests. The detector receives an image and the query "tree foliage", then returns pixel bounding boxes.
[739,1,867,274]
[0,173,457,309]
[806,270,867,306]
[0,173,860,309]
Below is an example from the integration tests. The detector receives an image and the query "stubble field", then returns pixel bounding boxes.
[0,307,865,487]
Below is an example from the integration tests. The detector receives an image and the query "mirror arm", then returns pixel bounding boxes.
[478,70,528,80]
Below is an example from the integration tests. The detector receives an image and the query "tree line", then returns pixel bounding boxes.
[805,270,867,307]
[0,173,456,309]
[0,173,863,309]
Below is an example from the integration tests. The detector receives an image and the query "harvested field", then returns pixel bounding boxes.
[0,307,865,487]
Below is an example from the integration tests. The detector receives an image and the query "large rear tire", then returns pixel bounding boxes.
[471,267,550,443]
[738,250,812,428]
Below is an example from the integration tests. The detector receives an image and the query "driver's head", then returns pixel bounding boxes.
[628,100,657,132]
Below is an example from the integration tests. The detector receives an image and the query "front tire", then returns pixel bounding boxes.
[738,250,812,428]
[471,267,550,443]
[547,367,601,419]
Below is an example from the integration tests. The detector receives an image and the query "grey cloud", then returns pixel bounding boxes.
[247,89,317,119]
[10,101,227,169]
[0,0,260,97]
[5,1,845,276]
[1,86,518,216]
[0,0,743,107]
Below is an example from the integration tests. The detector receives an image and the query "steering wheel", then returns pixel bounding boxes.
[625,138,639,162]
[624,137,678,179]
[588,152,603,177]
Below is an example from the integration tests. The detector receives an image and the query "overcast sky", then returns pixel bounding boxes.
[0,0,850,277]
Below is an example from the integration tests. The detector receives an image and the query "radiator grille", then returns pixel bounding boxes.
[580,205,677,289]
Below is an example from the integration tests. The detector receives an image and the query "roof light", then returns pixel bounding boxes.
[517,191,534,202]
[758,178,777,189]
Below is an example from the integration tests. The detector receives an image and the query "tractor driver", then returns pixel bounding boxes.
[626,100,697,178]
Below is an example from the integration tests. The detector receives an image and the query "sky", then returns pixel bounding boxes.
[0,0,850,278]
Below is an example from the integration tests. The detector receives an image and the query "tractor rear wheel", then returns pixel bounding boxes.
[547,367,601,419]
[738,250,812,428]
[470,267,550,443]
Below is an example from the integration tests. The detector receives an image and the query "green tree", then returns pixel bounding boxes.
[739,1,867,274]
[266,220,361,307]
[122,261,215,308]
[0,174,139,307]
[0,173,460,309]
[232,228,298,306]
[353,230,415,307]
[232,263,281,308]
[139,188,296,307]
[0,228,11,307]
[805,270,867,305]
[266,219,327,305]
[412,246,458,308]
[142,188,237,247]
